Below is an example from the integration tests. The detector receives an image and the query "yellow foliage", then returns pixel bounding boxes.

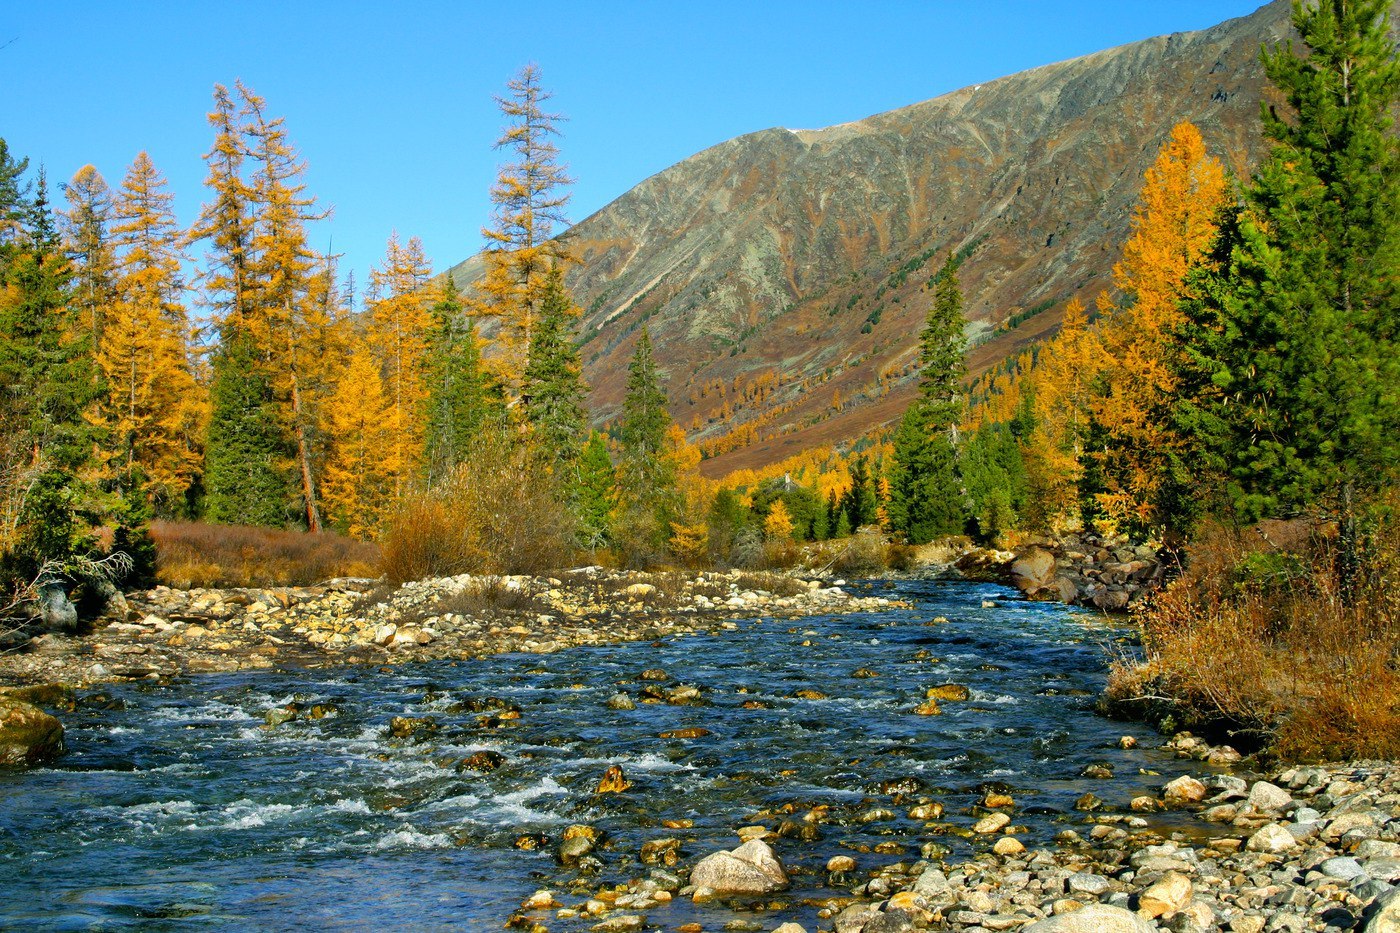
[321,335,396,539]
[764,499,794,542]
[368,232,434,496]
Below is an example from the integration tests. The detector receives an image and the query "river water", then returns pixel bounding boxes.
[0,578,1206,931]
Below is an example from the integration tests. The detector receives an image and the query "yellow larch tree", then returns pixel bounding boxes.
[320,333,395,539]
[102,152,203,513]
[242,82,334,530]
[478,63,573,395]
[368,232,434,494]
[1091,121,1228,532]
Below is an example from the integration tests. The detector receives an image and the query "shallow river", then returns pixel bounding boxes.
[0,578,1206,931]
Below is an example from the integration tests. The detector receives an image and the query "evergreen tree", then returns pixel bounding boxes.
[522,267,587,463]
[887,252,968,543]
[961,421,1030,544]
[1175,0,1400,534]
[424,278,492,483]
[59,164,117,351]
[840,454,881,530]
[615,328,676,562]
[572,431,615,552]
[202,329,288,526]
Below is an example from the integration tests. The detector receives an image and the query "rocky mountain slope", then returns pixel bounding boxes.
[448,1,1380,477]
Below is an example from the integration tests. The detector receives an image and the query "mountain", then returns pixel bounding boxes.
[447,1,1357,477]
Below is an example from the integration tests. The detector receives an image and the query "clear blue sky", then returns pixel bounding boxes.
[2,1,1266,298]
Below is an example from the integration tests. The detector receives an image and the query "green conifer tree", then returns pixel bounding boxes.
[573,431,615,551]
[424,278,493,483]
[615,328,676,563]
[1175,0,1400,541]
[522,267,587,464]
[202,329,289,526]
[887,252,968,543]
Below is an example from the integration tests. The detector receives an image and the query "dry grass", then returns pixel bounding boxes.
[1108,515,1400,761]
[381,433,578,584]
[152,521,380,589]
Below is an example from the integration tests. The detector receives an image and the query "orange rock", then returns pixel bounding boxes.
[596,764,632,794]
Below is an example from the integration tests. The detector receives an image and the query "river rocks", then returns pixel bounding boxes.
[1138,871,1192,918]
[925,683,969,701]
[558,825,599,866]
[957,532,1164,610]
[973,812,1012,834]
[690,839,788,900]
[1364,886,1400,933]
[1245,780,1293,813]
[596,765,631,794]
[659,727,711,739]
[0,568,905,689]
[1246,822,1299,853]
[1163,774,1208,805]
[387,715,436,738]
[0,697,63,766]
[457,750,506,773]
[606,693,636,711]
[640,837,681,866]
[1010,547,1057,593]
[1023,904,1151,932]
[912,699,942,716]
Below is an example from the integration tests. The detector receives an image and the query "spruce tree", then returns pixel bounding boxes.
[886,253,968,543]
[424,278,492,482]
[615,328,676,562]
[522,267,587,464]
[1175,0,1400,534]
[202,328,289,527]
[573,431,615,551]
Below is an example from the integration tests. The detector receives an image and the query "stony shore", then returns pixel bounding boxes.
[0,567,901,691]
[509,741,1400,933]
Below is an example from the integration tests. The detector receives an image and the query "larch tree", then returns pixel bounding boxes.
[242,83,332,531]
[886,253,967,543]
[1091,121,1228,537]
[103,152,202,513]
[478,63,573,394]
[368,232,434,495]
[320,333,395,539]
[521,266,587,464]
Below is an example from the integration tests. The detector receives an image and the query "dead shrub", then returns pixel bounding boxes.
[832,528,890,577]
[152,521,380,588]
[381,432,578,584]
[1114,514,1400,761]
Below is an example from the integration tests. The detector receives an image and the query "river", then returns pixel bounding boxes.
[0,577,1206,930]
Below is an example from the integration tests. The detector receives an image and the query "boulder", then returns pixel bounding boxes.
[1138,871,1192,918]
[0,698,64,766]
[1011,547,1057,593]
[1023,904,1152,932]
[37,581,78,632]
[1245,823,1298,854]
[1245,780,1292,812]
[690,838,788,899]
[1163,774,1208,805]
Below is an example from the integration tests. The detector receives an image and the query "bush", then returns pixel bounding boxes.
[1107,515,1400,761]
[832,528,890,577]
[152,521,380,588]
[381,432,577,584]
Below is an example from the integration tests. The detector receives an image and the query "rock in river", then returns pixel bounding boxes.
[1023,903,1151,932]
[0,697,64,766]
[690,838,788,900]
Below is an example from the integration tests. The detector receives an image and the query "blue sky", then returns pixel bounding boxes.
[2,1,1265,297]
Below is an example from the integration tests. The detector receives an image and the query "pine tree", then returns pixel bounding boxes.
[1175,0,1400,536]
[103,152,202,513]
[478,64,573,394]
[367,232,434,495]
[887,252,968,543]
[522,266,587,463]
[424,277,494,483]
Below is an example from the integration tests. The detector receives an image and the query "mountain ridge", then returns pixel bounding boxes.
[448,0,1389,477]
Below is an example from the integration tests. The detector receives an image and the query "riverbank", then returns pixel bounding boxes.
[0,567,902,690]
[514,752,1400,933]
